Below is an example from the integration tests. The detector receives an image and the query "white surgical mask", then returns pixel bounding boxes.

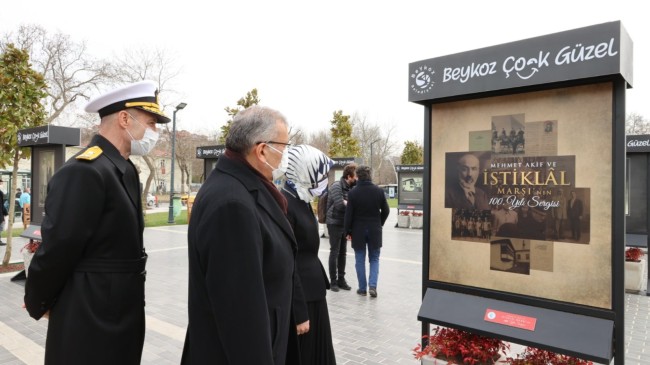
[294,178,328,203]
[126,113,159,156]
[309,178,328,197]
[264,144,289,180]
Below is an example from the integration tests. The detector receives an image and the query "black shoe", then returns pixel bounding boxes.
[330,283,340,292]
[369,287,377,298]
[337,279,351,290]
[357,289,367,296]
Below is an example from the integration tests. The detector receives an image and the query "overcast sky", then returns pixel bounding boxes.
[1,0,648,148]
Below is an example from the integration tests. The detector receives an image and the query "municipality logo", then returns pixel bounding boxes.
[410,65,435,95]
[17,133,22,144]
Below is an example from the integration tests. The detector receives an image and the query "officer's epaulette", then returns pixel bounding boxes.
[76,146,103,161]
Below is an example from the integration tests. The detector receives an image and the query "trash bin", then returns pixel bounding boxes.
[172,195,182,218]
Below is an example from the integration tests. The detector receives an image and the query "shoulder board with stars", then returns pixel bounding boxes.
[76,146,103,161]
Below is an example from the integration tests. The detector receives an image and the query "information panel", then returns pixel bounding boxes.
[429,83,612,309]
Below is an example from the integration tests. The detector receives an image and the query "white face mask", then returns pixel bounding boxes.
[126,113,159,156]
[309,178,328,197]
[264,144,289,180]
[294,178,328,203]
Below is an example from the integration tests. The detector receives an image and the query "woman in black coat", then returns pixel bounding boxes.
[283,145,337,365]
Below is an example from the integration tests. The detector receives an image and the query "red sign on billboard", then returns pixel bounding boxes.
[484,308,537,331]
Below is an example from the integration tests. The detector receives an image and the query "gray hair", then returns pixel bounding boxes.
[356,165,371,181]
[226,105,288,153]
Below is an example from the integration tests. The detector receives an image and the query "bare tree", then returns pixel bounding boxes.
[112,47,182,108]
[289,127,306,145]
[1,24,115,125]
[112,46,182,201]
[351,113,398,183]
[626,113,650,135]
[173,130,211,193]
[307,129,330,154]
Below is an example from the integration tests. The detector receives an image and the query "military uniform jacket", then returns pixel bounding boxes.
[181,155,300,365]
[25,134,147,365]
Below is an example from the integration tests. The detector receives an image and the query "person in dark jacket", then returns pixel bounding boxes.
[0,178,7,245]
[24,80,169,365]
[182,105,300,365]
[325,163,357,291]
[344,165,390,298]
[567,190,584,241]
[283,144,337,365]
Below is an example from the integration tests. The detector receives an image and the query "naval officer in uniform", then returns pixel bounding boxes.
[24,80,169,365]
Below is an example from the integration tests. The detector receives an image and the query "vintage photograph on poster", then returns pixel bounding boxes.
[451,208,491,242]
[469,130,493,151]
[530,241,554,272]
[563,188,590,244]
[444,151,491,211]
[38,150,55,208]
[485,155,586,243]
[525,120,558,156]
[399,173,424,205]
[401,175,423,192]
[492,114,525,155]
[490,238,530,275]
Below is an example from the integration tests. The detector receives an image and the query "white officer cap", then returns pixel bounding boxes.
[84,80,171,123]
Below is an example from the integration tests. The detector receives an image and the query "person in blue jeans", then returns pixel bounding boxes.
[19,187,31,229]
[343,165,390,298]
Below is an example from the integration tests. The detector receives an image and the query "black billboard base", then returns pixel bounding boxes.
[11,270,26,281]
[417,288,613,364]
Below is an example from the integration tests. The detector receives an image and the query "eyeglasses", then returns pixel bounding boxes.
[256,141,292,147]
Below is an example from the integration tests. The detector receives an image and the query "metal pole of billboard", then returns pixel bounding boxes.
[167,102,187,224]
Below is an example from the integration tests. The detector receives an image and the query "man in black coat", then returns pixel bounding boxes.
[24,80,169,364]
[344,165,390,298]
[567,190,584,241]
[182,105,300,365]
[325,164,357,292]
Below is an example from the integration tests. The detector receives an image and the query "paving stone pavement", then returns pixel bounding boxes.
[1,208,650,364]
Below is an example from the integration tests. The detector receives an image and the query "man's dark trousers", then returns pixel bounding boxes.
[327,224,347,283]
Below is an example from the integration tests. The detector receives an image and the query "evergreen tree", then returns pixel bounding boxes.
[400,140,424,165]
[0,44,47,266]
[219,89,260,143]
[328,110,360,157]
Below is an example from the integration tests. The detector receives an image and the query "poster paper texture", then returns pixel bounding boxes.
[429,83,612,309]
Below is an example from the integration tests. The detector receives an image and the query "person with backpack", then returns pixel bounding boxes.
[325,163,357,292]
[316,187,329,234]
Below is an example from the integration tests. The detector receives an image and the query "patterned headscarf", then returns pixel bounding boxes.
[285,145,333,203]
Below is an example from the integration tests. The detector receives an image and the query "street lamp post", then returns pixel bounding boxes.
[168,102,187,224]
[370,139,380,180]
